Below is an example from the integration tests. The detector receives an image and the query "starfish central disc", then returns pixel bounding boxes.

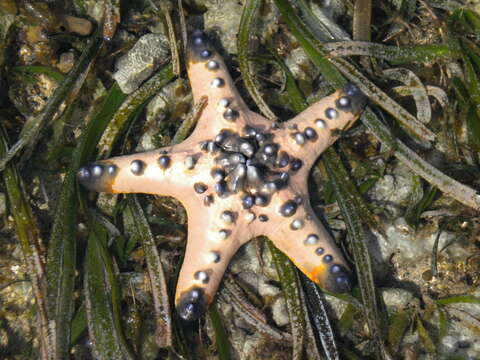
[201,126,301,206]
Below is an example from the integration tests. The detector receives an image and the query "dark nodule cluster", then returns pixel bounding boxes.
[338,82,368,115]
[198,126,302,207]
[187,30,215,63]
[304,233,353,292]
[176,287,208,322]
[77,162,118,192]
[326,263,352,293]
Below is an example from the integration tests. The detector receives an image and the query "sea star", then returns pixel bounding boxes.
[78,30,367,321]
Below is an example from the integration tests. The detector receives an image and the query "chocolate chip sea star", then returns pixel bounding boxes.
[78,30,367,321]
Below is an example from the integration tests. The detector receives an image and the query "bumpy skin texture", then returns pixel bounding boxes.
[78,30,367,322]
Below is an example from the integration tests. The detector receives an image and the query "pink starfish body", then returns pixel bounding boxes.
[78,30,367,321]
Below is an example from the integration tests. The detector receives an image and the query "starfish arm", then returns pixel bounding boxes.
[185,30,257,139]
[174,206,255,321]
[77,142,211,200]
[277,83,367,170]
[259,179,353,293]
